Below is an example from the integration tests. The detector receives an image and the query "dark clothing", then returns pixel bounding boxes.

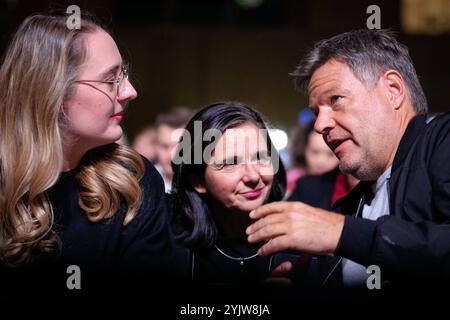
[169,217,289,285]
[318,113,450,293]
[288,169,340,210]
[168,192,301,299]
[1,158,179,297]
[49,158,172,274]
[171,236,301,300]
[287,169,351,295]
[192,238,294,284]
[193,240,301,300]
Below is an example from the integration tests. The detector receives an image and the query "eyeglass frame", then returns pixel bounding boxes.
[74,65,129,98]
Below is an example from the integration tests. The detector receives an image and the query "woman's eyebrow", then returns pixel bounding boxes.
[98,64,121,79]
[222,155,240,163]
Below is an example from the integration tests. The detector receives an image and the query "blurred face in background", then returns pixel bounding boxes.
[132,127,157,162]
[305,131,339,175]
[156,124,183,180]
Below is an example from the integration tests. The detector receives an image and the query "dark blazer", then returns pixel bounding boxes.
[318,113,450,294]
[288,168,340,211]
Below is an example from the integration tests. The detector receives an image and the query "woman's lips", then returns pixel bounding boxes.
[111,112,123,122]
[240,188,264,199]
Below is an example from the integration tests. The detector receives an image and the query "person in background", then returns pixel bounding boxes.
[154,107,194,192]
[285,108,317,195]
[286,122,339,198]
[303,122,339,176]
[289,121,349,209]
[132,125,158,163]
[289,166,359,211]
[285,124,307,196]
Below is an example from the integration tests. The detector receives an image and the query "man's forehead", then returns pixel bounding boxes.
[307,76,340,106]
[308,60,354,100]
[309,60,349,86]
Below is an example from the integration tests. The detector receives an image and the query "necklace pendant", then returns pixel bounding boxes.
[239,258,245,266]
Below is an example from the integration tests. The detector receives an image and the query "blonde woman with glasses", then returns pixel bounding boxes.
[0,12,177,296]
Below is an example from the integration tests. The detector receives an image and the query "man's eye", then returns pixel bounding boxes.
[331,95,343,104]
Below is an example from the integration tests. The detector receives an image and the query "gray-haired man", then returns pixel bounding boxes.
[246,29,450,293]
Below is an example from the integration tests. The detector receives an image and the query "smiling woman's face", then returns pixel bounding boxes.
[194,122,274,214]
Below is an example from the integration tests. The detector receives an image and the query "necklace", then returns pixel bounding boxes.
[191,247,274,280]
[214,244,260,266]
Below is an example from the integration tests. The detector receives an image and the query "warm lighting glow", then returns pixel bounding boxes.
[235,0,264,9]
[401,0,450,35]
[268,129,288,150]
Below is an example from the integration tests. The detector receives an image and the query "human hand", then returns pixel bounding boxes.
[264,260,292,286]
[246,201,345,256]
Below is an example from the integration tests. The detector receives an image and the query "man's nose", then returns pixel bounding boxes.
[314,108,336,134]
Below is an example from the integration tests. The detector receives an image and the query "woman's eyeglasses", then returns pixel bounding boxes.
[75,65,129,98]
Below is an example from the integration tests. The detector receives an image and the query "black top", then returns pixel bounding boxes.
[187,237,301,300]
[169,208,302,298]
[193,238,276,284]
[288,168,339,210]
[2,158,180,297]
[48,158,172,273]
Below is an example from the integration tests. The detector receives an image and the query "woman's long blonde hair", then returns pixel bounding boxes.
[0,14,144,266]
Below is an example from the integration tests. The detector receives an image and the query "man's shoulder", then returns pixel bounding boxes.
[425,112,450,128]
[140,157,165,192]
[415,112,450,156]
[394,113,449,170]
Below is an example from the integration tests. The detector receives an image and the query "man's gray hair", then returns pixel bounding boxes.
[292,29,428,115]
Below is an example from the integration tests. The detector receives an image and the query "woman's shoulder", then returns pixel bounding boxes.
[139,156,166,196]
[141,156,163,180]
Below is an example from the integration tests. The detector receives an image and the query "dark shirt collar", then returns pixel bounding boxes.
[392,114,427,172]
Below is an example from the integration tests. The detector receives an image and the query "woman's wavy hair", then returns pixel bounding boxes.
[0,13,144,266]
[171,102,286,249]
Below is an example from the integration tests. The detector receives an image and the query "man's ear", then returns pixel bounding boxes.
[189,174,207,194]
[381,69,406,110]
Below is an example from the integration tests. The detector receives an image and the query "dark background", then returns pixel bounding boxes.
[1,0,449,140]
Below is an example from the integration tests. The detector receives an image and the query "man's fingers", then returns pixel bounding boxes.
[246,212,285,236]
[249,201,288,219]
[270,260,293,277]
[264,277,291,286]
[247,222,286,244]
[258,235,290,256]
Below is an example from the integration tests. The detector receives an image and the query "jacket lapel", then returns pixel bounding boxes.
[389,115,427,216]
[320,115,427,288]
